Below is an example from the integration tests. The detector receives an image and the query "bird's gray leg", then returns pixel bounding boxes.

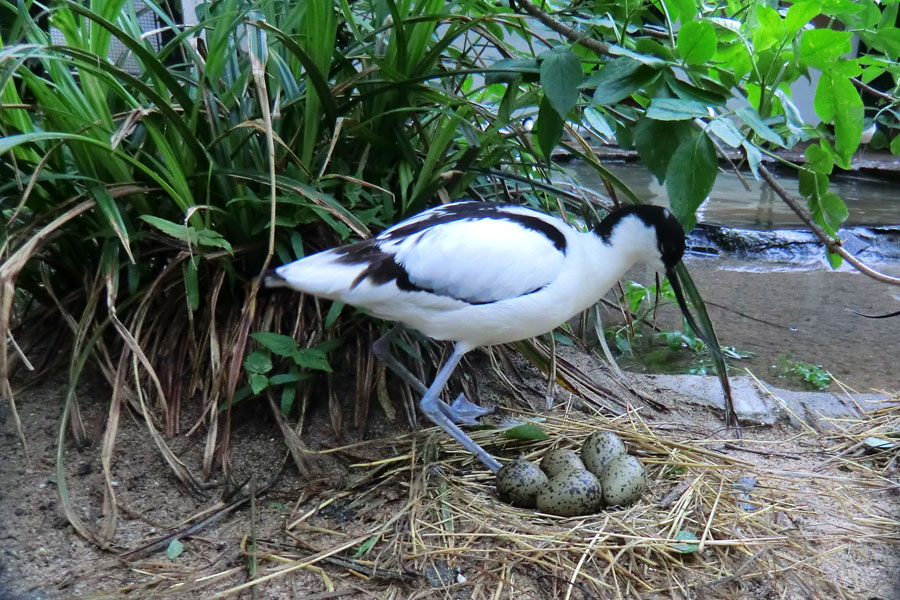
[418,343,502,473]
[373,324,428,395]
[373,325,493,425]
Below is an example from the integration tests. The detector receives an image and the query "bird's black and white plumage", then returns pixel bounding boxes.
[266,201,708,473]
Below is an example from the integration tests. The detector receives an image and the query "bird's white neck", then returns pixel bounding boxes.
[572,218,663,310]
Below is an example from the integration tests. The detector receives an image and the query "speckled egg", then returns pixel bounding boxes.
[539,448,585,478]
[580,431,626,476]
[496,458,549,508]
[535,468,603,516]
[598,454,647,506]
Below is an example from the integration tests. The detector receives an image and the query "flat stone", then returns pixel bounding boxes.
[649,374,893,429]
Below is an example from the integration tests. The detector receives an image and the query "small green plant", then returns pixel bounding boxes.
[239,332,341,414]
[609,280,753,374]
[777,355,832,390]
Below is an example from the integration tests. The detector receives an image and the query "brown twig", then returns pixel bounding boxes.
[512,0,612,56]
[758,165,900,286]
[850,77,896,103]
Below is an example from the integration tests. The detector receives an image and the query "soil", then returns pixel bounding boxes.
[1,347,898,600]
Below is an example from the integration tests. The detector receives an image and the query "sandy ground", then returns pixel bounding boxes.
[1,345,898,599]
[684,257,900,392]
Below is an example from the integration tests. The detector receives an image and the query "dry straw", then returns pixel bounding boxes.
[85,390,898,599]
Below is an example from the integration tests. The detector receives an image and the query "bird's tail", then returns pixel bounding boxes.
[262,269,289,288]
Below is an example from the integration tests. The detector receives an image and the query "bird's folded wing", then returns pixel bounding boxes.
[383,217,566,305]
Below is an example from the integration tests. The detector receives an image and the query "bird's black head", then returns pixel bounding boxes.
[595,204,686,269]
[596,203,704,342]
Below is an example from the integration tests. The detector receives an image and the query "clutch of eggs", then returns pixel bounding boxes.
[496,431,646,515]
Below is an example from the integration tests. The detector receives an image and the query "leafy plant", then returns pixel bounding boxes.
[777,355,833,390]
[238,333,338,414]
[609,279,753,373]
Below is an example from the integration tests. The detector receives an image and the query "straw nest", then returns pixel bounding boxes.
[91,389,896,600]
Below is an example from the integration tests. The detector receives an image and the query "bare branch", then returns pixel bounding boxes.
[512,0,612,56]
[758,165,900,286]
[850,77,895,103]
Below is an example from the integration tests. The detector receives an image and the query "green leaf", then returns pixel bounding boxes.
[535,95,565,158]
[484,58,541,85]
[167,539,184,560]
[324,301,345,329]
[878,0,899,29]
[742,141,763,179]
[268,372,310,386]
[707,118,744,148]
[808,191,848,236]
[858,0,882,28]
[250,373,269,395]
[804,145,834,174]
[553,331,574,346]
[615,121,635,148]
[281,383,296,416]
[891,135,900,157]
[673,531,699,554]
[292,348,332,372]
[353,534,379,558]
[677,20,717,65]
[817,0,863,14]
[820,192,849,230]
[873,27,900,61]
[607,44,667,67]
[585,57,658,105]
[814,72,864,168]
[798,168,829,198]
[251,332,298,357]
[666,131,717,230]
[752,5,785,52]
[503,424,549,441]
[799,29,852,70]
[184,258,199,312]
[634,118,694,184]
[540,47,583,119]
[646,97,710,121]
[667,77,729,106]
[735,106,784,146]
[315,338,345,354]
[774,88,805,131]
[827,251,843,269]
[290,231,305,260]
[665,0,697,21]
[861,65,886,85]
[92,186,134,263]
[244,350,273,375]
[140,216,233,254]
[785,1,821,35]
[582,107,615,140]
